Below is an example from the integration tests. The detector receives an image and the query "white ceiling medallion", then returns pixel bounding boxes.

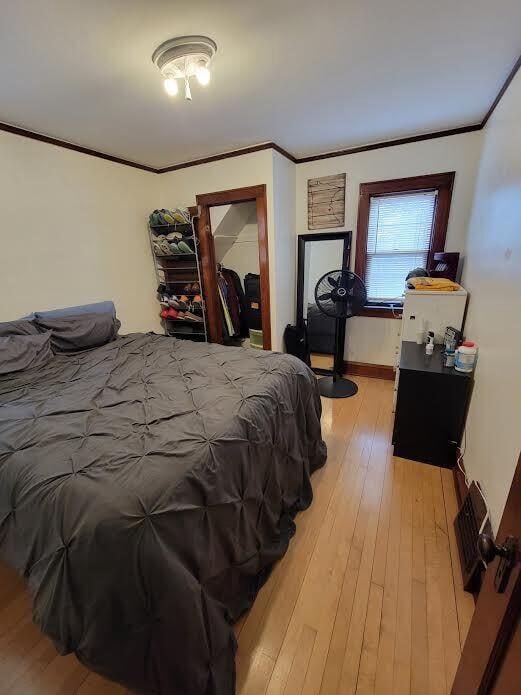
[152,35,217,101]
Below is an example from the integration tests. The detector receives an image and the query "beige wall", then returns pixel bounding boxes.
[0,128,483,362]
[0,131,160,333]
[461,70,521,532]
[296,131,483,364]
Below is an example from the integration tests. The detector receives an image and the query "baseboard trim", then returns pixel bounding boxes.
[342,360,395,381]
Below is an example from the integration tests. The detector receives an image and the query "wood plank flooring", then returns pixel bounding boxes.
[0,377,474,694]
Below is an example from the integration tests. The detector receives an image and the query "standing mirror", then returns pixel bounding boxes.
[297,231,352,374]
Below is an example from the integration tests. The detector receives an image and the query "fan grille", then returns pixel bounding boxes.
[315,270,367,318]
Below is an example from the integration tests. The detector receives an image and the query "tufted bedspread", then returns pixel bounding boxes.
[0,333,326,694]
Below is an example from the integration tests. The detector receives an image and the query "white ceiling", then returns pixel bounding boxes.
[1,1,520,168]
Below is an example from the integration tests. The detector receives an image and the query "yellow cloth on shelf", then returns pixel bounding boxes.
[408,277,461,291]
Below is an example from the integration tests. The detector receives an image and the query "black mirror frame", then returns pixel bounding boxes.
[296,231,353,375]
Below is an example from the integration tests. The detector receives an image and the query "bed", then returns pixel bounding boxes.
[0,332,326,694]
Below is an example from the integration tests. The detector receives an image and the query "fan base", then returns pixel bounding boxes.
[318,376,358,399]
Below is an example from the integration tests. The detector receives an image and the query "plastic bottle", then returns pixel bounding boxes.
[455,341,478,372]
[425,331,434,355]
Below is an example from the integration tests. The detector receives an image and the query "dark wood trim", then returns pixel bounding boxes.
[255,189,272,350]
[481,53,521,127]
[354,172,455,309]
[157,143,293,174]
[196,184,265,207]
[195,204,223,344]
[271,142,298,163]
[296,125,481,164]
[452,452,521,694]
[357,172,456,196]
[342,360,395,381]
[196,185,271,350]
[0,121,157,173]
[358,305,402,319]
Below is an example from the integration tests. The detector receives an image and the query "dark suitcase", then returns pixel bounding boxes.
[244,273,262,330]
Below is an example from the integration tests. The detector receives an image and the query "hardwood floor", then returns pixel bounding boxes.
[0,377,474,694]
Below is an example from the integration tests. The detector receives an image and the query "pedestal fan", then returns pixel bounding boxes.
[314,269,367,398]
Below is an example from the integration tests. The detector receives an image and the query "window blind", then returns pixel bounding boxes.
[365,190,437,301]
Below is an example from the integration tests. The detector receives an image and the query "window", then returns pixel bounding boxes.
[355,172,454,314]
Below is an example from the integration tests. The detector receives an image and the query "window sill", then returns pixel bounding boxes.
[358,305,403,319]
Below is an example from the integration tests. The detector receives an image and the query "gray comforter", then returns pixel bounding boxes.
[0,333,326,694]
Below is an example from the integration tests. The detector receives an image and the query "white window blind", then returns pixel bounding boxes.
[365,190,437,301]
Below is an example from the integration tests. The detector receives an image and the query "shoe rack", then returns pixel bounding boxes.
[148,214,209,342]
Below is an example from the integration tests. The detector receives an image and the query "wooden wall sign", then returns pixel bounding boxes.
[307,173,346,229]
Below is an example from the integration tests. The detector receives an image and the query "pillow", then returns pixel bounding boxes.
[0,318,39,337]
[34,312,119,353]
[0,331,53,375]
[35,301,116,320]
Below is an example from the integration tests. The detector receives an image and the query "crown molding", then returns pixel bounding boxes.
[0,121,156,172]
[155,141,296,173]
[1,51,518,173]
[480,52,521,127]
[294,124,482,164]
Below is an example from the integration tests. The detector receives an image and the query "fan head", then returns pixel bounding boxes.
[315,269,367,318]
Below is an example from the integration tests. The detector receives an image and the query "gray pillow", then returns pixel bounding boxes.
[34,312,120,353]
[0,331,53,375]
[36,301,116,320]
[0,318,39,337]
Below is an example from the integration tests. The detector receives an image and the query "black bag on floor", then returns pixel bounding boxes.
[284,324,311,366]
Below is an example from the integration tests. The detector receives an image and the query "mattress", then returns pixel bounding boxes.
[0,333,326,694]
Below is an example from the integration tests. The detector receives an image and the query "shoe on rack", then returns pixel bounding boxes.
[160,309,170,319]
[166,308,178,319]
[178,240,194,254]
[184,311,203,323]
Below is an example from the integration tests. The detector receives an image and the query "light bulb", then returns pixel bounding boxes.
[184,77,192,101]
[163,78,178,96]
[195,64,210,86]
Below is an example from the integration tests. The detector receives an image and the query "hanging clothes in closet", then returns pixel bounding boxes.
[217,266,245,339]
[222,267,249,338]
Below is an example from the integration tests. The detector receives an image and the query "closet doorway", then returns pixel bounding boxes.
[196,185,271,349]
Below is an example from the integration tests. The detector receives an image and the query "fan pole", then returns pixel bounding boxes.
[333,318,340,382]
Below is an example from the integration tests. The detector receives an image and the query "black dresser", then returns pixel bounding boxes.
[392,341,473,469]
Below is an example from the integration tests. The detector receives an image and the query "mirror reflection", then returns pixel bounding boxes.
[297,234,352,373]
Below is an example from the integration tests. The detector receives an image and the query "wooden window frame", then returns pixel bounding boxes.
[354,171,455,318]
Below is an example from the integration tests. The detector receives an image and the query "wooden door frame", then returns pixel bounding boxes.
[196,184,271,350]
[452,452,521,694]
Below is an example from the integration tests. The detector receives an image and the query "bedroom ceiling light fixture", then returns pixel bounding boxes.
[152,35,216,101]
